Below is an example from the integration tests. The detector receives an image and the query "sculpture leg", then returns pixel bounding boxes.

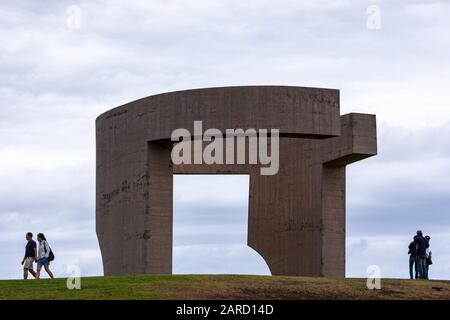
[145,141,173,274]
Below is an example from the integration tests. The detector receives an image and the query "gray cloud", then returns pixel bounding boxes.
[1,0,449,280]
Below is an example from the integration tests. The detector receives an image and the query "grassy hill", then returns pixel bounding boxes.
[0,274,449,300]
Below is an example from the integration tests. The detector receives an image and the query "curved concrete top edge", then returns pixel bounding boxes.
[96,85,339,121]
[96,85,342,140]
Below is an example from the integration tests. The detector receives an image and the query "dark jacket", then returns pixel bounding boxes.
[414,236,427,256]
[408,241,417,257]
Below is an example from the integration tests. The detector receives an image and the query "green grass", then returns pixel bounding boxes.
[1,274,449,300]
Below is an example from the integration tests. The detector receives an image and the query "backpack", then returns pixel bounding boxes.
[43,241,55,262]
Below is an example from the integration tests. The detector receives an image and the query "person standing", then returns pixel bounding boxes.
[408,236,418,279]
[425,235,432,279]
[21,232,37,280]
[36,233,54,279]
[414,230,427,279]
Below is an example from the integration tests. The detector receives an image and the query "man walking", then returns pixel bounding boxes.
[414,230,427,279]
[21,232,37,280]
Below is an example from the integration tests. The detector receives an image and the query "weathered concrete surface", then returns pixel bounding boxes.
[96,86,377,277]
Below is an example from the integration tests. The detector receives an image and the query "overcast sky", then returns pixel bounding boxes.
[1,0,449,280]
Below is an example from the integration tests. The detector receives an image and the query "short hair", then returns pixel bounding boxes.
[26,232,33,238]
[417,230,423,236]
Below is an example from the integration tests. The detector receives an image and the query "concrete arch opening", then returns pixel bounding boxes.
[173,174,271,275]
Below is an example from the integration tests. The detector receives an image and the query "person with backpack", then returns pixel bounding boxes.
[36,233,54,279]
[408,236,418,279]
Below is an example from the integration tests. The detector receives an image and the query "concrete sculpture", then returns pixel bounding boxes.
[96,86,377,277]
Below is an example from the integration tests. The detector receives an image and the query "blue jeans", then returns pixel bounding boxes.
[416,255,426,279]
[409,257,418,279]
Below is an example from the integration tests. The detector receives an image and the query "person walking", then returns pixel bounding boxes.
[408,236,418,279]
[36,233,54,279]
[21,232,37,280]
[425,235,432,279]
[414,230,427,279]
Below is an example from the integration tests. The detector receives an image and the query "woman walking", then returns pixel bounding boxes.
[36,233,54,279]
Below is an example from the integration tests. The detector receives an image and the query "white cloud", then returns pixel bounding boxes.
[174,244,271,275]
[174,175,250,207]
